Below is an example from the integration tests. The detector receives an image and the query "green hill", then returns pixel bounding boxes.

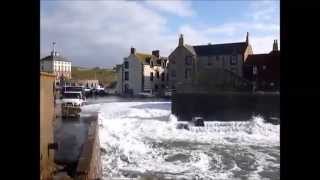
[71,66,116,86]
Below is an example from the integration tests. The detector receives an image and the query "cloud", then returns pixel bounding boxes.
[144,0,195,17]
[41,0,279,67]
[41,0,177,67]
[249,0,280,23]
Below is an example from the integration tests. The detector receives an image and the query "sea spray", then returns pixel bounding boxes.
[90,101,279,179]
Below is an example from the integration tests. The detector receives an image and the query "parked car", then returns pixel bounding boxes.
[61,91,86,106]
[137,91,154,98]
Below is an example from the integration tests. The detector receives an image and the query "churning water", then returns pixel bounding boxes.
[81,101,280,180]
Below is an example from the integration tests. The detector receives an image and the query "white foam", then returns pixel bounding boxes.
[83,101,280,179]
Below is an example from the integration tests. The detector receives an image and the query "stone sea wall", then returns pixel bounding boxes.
[172,92,280,123]
[75,118,102,180]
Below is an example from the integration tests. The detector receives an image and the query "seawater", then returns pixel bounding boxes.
[81,101,280,180]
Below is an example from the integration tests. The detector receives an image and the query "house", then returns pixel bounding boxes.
[41,42,72,85]
[168,33,253,90]
[116,47,168,95]
[243,40,280,91]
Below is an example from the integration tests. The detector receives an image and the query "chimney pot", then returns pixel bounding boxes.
[130,47,135,54]
[152,50,160,58]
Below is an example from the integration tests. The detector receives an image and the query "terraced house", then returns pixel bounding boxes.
[168,33,253,90]
[116,47,168,95]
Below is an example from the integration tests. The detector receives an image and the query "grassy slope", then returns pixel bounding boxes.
[71,67,116,86]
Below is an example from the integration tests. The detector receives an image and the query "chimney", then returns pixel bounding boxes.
[130,47,136,54]
[246,32,249,44]
[152,50,160,58]
[273,39,279,51]
[179,34,184,47]
[51,42,56,56]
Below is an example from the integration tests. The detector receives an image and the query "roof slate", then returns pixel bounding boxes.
[245,51,280,65]
[190,42,248,56]
[41,55,71,62]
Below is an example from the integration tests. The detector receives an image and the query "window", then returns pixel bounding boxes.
[185,68,191,79]
[185,56,192,65]
[230,56,237,65]
[207,57,212,66]
[230,67,237,74]
[263,65,267,70]
[253,66,258,75]
[170,55,176,64]
[124,84,129,93]
[156,71,160,79]
[124,61,129,69]
[150,61,154,68]
[171,70,176,77]
[145,58,150,64]
[161,72,165,81]
[125,71,129,80]
[156,59,161,65]
[150,72,154,81]
[154,84,158,91]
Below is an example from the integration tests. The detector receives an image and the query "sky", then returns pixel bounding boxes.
[41,0,280,68]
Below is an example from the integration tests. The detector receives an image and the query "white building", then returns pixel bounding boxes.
[116,48,168,95]
[40,42,72,85]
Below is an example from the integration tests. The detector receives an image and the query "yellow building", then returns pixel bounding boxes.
[40,72,57,180]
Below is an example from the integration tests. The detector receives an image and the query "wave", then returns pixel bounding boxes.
[88,102,280,179]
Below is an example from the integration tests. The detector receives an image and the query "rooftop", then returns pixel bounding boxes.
[189,42,248,56]
[41,54,71,62]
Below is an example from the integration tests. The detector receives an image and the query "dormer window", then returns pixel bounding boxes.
[145,58,151,64]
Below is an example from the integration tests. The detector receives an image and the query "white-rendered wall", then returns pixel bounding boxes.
[124,55,142,94]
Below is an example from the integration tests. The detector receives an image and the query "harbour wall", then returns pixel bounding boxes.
[172,92,280,123]
[74,116,102,180]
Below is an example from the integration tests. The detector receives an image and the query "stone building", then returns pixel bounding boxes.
[168,33,253,90]
[116,47,168,95]
[41,42,72,85]
[243,40,280,91]
[115,64,123,94]
[40,72,57,180]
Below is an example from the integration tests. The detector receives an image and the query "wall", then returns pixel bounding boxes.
[53,61,72,80]
[115,65,123,94]
[143,64,167,93]
[124,55,143,94]
[41,60,53,73]
[172,92,280,122]
[168,46,195,89]
[75,119,102,180]
[197,54,243,77]
[40,72,56,180]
